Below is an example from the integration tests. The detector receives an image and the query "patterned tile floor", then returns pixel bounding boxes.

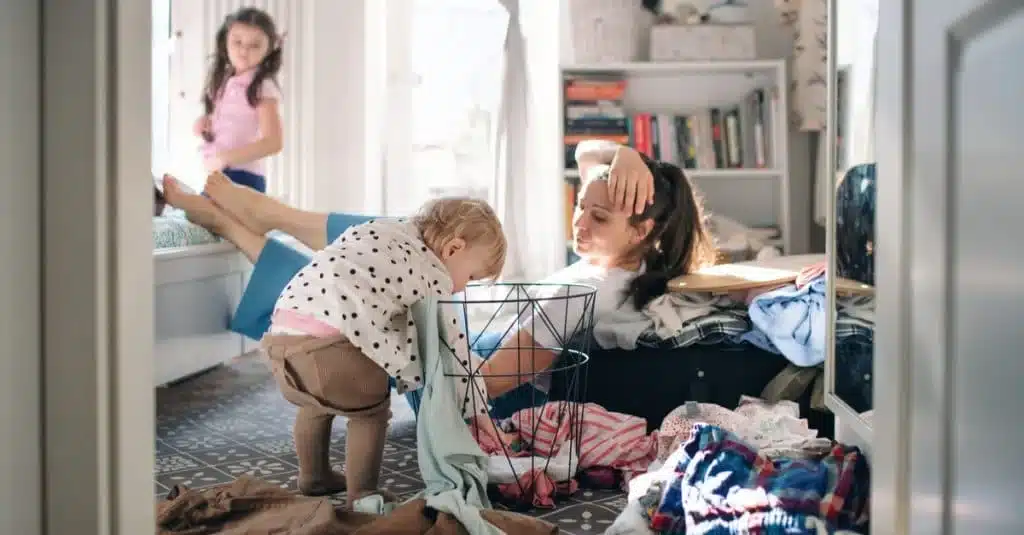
[156,353,626,534]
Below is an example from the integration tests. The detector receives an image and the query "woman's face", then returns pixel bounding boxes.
[571,179,651,266]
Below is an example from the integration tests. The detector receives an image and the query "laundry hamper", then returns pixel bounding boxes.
[406,282,596,509]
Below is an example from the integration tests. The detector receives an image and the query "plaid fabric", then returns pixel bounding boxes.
[835,313,873,341]
[643,424,870,535]
[637,310,752,349]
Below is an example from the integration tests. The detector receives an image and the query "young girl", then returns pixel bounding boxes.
[195,7,284,193]
[261,197,506,502]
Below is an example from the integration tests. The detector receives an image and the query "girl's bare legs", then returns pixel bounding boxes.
[203,171,330,250]
[162,175,268,263]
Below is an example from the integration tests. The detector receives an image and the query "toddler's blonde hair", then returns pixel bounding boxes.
[411,197,506,281]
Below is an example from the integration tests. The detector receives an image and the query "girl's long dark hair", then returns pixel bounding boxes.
[202,8,283,116]
[608,156,717,310]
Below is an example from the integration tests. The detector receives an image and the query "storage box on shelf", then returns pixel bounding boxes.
[649,23,757,62]
[559,60,791,267]
[566,0,646,63]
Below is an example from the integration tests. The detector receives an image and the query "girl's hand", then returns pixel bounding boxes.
[608,146,654,215]
[203,155,226,173]
[193,115,212,140]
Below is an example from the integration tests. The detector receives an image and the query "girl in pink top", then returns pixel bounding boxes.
[195,8,284,193]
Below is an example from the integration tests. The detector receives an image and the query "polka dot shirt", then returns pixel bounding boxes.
[269,218,490,418]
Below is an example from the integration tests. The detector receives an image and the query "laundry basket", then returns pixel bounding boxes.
[406,282,596,509]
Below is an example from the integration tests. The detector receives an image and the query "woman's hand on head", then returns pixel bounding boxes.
[608,146,654,215]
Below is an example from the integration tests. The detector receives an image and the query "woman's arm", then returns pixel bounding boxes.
[575,141,653,215]
[575,139,620,179]
[217,99,284,167]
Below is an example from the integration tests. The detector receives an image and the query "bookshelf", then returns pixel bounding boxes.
[559,59,791,266]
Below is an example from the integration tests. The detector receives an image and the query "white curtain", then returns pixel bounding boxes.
[495,0,564,282]
[492,0,528,280]
[382,0,561,282]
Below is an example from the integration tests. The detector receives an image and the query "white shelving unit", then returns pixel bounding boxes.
[559,59,791,263]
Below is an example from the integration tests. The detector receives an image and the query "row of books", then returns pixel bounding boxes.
[562,76,781,172]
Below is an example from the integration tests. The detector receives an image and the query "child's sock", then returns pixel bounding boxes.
[293,407,347,496]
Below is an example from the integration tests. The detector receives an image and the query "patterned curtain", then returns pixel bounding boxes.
[775,0,828,132]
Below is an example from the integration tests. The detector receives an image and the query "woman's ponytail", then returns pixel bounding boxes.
[624,160,716,310]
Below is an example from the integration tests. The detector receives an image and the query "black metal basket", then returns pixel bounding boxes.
[436,282,597,509]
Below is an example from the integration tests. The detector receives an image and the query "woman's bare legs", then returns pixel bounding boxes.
[162,175,268,263]
[203,171,330,250]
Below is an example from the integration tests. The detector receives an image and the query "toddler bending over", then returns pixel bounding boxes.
[262,197,506,504]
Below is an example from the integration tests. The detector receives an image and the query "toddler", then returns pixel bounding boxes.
[262,197,505,503]
[195,7,284,193]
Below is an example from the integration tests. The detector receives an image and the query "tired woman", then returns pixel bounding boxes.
[162,140,715,412]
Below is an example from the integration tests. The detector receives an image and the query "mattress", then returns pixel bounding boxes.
[153,210,219,249]
[546,340,834,437]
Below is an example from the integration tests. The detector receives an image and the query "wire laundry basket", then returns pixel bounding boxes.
[423,282,596,509]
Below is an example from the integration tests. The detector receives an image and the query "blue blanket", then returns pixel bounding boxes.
[744,277,827,366]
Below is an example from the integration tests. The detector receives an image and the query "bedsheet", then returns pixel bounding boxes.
[153,210,219,249]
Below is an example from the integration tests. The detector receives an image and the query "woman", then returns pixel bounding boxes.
[162,140,715,413]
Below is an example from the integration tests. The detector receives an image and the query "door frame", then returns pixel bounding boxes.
[42,0,155,533]
[872,0,913,533]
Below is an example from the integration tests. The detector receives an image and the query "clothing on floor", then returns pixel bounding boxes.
[155,476,557,535]
[637,423,869,535]
[468,401,658,506]
[745,276,827,366]
[409,297,503,535]
[510,402,658,481]
[262,333,391,498]
[230,212,375,341]
[269,218,490,419]
[221,167,267,193]
[656,396,832,463]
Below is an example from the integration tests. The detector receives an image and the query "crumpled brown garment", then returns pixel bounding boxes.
[156,476,557,535]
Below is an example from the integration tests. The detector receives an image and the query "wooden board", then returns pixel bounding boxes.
[668,256,875,296]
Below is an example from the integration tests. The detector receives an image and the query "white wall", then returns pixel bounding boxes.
[0,2,42,534]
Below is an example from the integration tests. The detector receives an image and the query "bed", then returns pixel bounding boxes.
[153,212,256,386]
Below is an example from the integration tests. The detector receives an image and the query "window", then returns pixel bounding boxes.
[384,0,510,216]
[151,0,171,179]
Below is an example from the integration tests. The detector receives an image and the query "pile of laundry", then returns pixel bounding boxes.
[606,422,871,535]
[468,401,659,507]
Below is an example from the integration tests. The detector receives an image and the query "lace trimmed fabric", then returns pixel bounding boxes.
[656,395,832,461]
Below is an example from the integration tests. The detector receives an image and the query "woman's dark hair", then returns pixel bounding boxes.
[601,156,717,310]
[202,8,283,116]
